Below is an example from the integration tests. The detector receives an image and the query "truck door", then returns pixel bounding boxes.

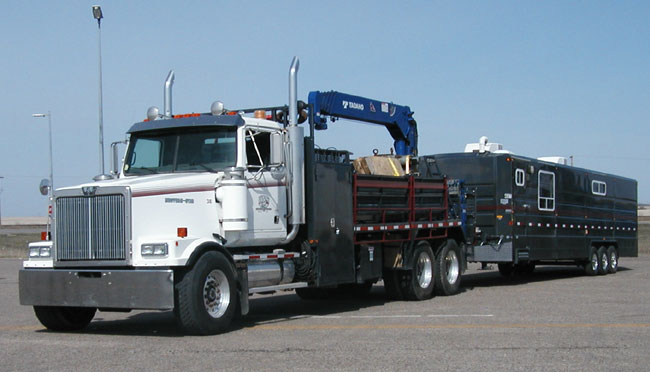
[244,128,288,239]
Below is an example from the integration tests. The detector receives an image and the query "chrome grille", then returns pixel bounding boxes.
[55,194,128,261]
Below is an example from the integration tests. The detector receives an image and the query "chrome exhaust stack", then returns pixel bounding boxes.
[287,57,305,226]
[163,70,175,119]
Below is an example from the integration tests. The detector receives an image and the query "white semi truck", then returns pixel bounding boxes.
[19,58,467,334]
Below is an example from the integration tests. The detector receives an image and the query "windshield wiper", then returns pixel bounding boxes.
[133,167,159,174]
[195,163,219,173]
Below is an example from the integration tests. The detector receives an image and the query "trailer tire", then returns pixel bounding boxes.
[607,246,618,274]
[404,242,435,301]
[383,269,405,301]
[33,306,96,332]
[597,246,609,275]
[434,239,462,296]
[583,247,599,276]
[175,251,237,335]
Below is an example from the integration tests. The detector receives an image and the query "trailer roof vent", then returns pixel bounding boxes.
[464,136,509,154]
[537,156,568,165]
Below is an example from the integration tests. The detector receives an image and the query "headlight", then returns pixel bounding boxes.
[141,243,168,256]
[29,245,51,258]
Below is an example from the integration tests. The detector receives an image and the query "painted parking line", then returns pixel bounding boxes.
[250,323,650,331]
[252,314,494,325]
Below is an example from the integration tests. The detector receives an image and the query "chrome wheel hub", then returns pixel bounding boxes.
[203,269,230,318]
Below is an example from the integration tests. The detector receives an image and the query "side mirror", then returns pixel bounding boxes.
[269,132,284,165]
[39,179,50,196]
[111,140,128,176]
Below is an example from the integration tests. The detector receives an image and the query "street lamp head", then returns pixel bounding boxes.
[92,5,103,20]
[32,113,48,118]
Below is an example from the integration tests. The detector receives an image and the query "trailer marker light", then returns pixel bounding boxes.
[178,227,188,238]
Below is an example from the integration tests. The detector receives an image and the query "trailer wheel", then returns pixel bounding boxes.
[404,242,435,301]
[175,251,237,335]
[583,247,599,276]
[607,246,618,274]
[383,269,405,300]
[434,240,462,296]
[597,246,609,275]
[33,306,96,331]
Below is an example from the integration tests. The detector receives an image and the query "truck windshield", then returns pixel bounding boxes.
[124,126,237,175]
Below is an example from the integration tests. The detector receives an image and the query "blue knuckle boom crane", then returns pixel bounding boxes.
[308,91,418,156]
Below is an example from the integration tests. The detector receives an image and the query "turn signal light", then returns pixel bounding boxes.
[177,227,188,238]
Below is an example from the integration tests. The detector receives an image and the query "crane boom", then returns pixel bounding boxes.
[308,91,418,156]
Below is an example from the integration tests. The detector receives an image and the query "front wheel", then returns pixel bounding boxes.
[175,251,238,335]
[33,306,96,331]
[434,240,462,296]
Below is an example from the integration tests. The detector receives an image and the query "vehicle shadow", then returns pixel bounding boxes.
[42,266,631,337]
[460,265,631,292]
[48,287,389,337]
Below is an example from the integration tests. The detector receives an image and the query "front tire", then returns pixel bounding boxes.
[434,240,462,296]
[33,306,96,331]
[175,251,238,335]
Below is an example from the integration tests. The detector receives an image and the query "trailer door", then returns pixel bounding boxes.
[512,161,531,261]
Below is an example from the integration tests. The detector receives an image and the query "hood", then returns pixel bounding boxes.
[56,173,220,197]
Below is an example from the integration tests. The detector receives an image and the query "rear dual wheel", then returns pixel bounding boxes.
[434,240,462,296]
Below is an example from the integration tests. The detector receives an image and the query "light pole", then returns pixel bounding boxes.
[0,176,4,227]
[92,5,111,181]
[32,112,54,237]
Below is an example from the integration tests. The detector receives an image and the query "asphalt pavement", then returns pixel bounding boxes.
[1,257,649,371]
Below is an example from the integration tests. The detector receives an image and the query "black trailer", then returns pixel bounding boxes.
[420,151,637,276]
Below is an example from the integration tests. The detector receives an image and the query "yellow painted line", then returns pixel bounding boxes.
[249,323,650,331]
[0,325,43,331]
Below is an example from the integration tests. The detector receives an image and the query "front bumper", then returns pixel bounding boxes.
[19,268,174,310]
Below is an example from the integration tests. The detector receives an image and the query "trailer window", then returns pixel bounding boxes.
[591,180,606,196]
[538,171,555,211]
[515,168,525,187]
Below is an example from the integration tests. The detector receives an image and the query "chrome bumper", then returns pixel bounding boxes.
[19,268,174,310]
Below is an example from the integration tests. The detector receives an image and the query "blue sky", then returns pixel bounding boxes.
[1,1,648,217]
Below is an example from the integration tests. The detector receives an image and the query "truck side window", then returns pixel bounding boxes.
[245,130,271,169]
[538,171,555,211]
[515,168,525,187]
